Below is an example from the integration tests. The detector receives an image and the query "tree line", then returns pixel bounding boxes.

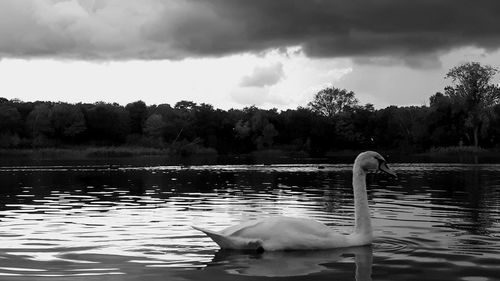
[0,62,499,156]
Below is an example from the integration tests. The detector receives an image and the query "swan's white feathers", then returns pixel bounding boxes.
[195,216,351,250]
[224,217,332,239]
[193,225,263,250]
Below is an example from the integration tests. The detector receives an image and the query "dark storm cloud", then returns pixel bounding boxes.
[147,0,500,61]
[2,0,500,62]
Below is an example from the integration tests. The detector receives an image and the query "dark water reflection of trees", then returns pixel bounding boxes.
[398,168,498,235]
[1,164,498,237]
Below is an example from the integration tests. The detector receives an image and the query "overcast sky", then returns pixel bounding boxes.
[1,0,500,109]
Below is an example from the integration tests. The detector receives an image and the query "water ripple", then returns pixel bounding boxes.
[0,163,499,280]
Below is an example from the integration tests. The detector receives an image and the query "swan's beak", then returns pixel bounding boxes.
[379,162,397,178]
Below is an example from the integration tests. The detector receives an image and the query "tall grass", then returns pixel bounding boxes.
[0,146,169,158]
[0,144,222,158]
[427,146,487,154]
[84,146,168,157]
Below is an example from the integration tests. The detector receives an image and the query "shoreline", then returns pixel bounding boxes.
[1,146,499,165]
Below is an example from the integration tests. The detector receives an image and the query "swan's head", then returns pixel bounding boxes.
[355,151,397,177]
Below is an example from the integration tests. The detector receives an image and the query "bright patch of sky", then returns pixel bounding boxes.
[0,49,353,109]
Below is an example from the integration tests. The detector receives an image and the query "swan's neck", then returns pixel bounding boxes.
[352,165,372,235]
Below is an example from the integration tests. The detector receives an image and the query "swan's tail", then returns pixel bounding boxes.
[192,226,263,251]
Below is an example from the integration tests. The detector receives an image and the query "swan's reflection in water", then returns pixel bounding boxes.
[204,246,372,280]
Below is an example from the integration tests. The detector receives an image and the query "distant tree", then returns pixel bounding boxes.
[232,108,280,150]
[0,104,22,133]
[125,101,148,135]
[9,100,34,123]
[308,86,359,117]
[149,103,173,117]
[392,106,429,150]
[85,103,130,143]
[193,103,220,148]
[168,101,197,143]
[334,104,376,149]
[25,104,55,147]
[26,104,54,138]
[144,114,166,139]
[250,111,267,133]
[351,104,377,145]
[445,62,500,147]
[51,103,86,139]
[174,100,197,111]
[248,110,276,149]
[487,104,500,146]
[279,108,313,149]
[261,123,278,148]
[0,104,23,148]
[234,120,251,139]
[428,92,466,147]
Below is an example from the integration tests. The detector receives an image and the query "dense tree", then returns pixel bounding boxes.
[144,114,166,138]
[0,104,23,148]
[192,103,220,148]
[51,103,86,139]
[234,120,251,139]
[427,92,465,147]
[308,87,358,117]
[0,104,22,133]
[261,123,278,148]
[25,104,54,147]
[445,62,500,147]
[334,104,376,149]
[167,100,197,143]
[174,100,197,111]
[84,103,130,144]
[125,100,148,135]
[278,108,314,151]
[235,108,280,150]
[26,104,53,137]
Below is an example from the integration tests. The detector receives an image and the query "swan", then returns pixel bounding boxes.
[193,151,396,251]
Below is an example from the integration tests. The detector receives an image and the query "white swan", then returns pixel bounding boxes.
[193,151,396,251]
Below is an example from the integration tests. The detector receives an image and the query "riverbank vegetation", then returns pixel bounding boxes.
[1,62,499,157]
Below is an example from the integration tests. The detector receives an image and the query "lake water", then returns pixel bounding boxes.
[0,161,499,280]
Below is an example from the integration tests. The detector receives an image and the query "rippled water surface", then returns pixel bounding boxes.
[0,162,499,280]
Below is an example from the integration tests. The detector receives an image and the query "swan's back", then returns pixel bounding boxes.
[221,217,332,238]
[198,216,350,251]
